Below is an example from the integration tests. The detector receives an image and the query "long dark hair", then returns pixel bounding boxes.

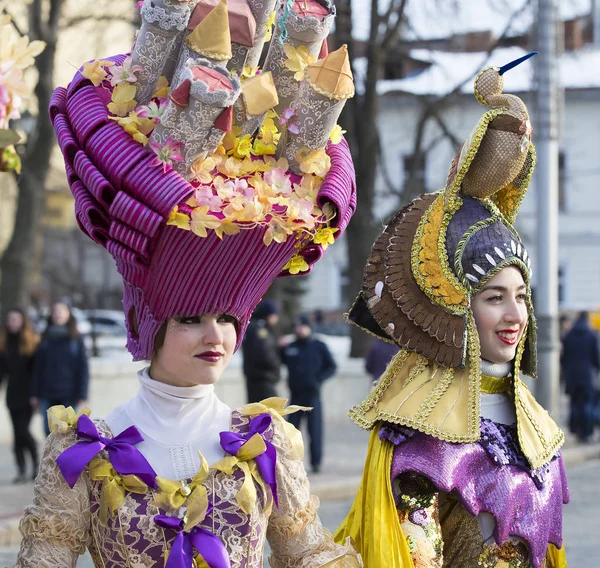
[45,301,80,340]
[0,308,40,356]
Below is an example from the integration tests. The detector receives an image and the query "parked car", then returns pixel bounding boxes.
[85,310,127,337]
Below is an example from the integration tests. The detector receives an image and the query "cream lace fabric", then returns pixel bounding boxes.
[15,430,91,567]
[12,410,361,568]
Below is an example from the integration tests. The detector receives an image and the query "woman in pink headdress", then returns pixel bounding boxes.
[12,0,362,566]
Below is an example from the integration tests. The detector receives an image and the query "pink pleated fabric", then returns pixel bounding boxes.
[50,54,357,360]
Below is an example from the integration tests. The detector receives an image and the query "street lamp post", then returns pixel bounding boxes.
[535,0,561,415]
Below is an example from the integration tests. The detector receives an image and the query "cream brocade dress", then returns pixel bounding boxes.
[13,399,360,568]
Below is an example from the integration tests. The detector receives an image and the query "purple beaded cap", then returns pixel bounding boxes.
[49,54,357,360]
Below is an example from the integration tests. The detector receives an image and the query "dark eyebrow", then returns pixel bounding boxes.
[480,284,527,293]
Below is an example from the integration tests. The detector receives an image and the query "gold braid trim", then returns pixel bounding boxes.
[411,195,469,314]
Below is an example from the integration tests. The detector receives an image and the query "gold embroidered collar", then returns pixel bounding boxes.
[349,350,563,469]
[480,374,512,394]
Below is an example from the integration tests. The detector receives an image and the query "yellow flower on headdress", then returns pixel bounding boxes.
[313,227,338,249]
[108,110,155,145]
[88,457,147,524]
[47,405,91,434]
[222,126,242,153]
[283,254,310,275]
[293,174,322,202]
[232,134,253,159]
[263,218,290,246]
[329,124,346,145]
[190,206,221,238]
[152,76,170,99]
[264,11,276,43]
[154,453,211,531]
[218,156,245,178]
[295,147,331,178]
[81,59,113,87]
[191,155,221,184]
[241,66,260,79]
[214,218,241,239]
[108,82,137,117]
[252,138,277,156]
[167,206,191,231]
[283,45,316,82]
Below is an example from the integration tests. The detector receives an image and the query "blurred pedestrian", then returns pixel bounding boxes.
[0,308,40,483]
[561,311,600,443]
[282,315,336,473]
[242,300,281,402]
[365,338,399,386]
[31,300,89,435]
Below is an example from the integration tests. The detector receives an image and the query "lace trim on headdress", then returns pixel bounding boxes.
[141,3,191,32]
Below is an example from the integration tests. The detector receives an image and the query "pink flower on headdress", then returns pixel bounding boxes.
[264,168,292,196]
[135,0,143,7]
[136,98,167,123]
[149,138,184,173]
[279,107,300,135]
[109,56,143,87]
[0,84,10,125]
[194,185,223,211]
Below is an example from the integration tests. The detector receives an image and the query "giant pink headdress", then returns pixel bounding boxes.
[50,0,356,360]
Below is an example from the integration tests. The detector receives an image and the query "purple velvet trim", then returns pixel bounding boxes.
[74,150,116,209]
[387,421,570,568]
[108,191,163,238]
[67,85,111,147]
[85,123,150,190]
[109,221,150,256]
[317,139,357,235]
[49,86,67,121]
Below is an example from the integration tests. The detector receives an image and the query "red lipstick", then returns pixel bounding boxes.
[496,329,519,346]
[194,351,223,363]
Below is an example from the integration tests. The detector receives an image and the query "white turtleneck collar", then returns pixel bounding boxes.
[104,367,231,480]
[480,359,512,378]
[479,358,516,427]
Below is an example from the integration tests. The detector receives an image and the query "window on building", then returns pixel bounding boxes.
[558,151,566,212]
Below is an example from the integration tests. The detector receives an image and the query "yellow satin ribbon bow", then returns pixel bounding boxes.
[240,397,310,461]
[153,453,210,531]
[212,434,272,516]
[88,457,148,524]
[47,405,92,434]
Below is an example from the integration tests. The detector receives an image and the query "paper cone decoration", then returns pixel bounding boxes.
[187,0,233,60]
[306,44,354,100]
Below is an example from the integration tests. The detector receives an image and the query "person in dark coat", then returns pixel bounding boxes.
[31,300,89,436]
[282,315,337,473]
[365,338,400,385]
[561,311,600,442]
[242,300,281,403]
[0,308,40,482]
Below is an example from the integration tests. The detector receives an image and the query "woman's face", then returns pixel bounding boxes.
[51,302,71,326]
[6,311,24,333]
[472,266,528,364]
[150,314,237,387]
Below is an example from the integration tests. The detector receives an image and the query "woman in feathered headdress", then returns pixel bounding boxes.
[335,53,569,568]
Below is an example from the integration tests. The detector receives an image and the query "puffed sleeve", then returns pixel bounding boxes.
[266,413,362,568]
[13,430,91,567]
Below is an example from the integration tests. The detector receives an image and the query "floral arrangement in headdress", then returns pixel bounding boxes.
[80,0,352,274]
[0,15,45,173]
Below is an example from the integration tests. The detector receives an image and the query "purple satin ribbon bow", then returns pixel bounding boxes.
[55,414,157,488]
[219,413,278,508]
[154,510,231,568]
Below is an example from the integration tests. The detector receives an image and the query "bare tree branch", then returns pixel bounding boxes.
[382,0,408,50]
[431,110,462,148]
[64,14,133,27]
